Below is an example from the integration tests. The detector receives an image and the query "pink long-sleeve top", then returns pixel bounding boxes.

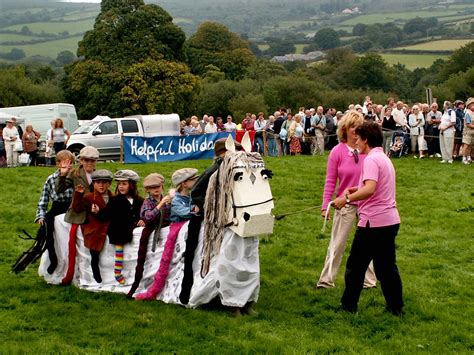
[321,142,366,210]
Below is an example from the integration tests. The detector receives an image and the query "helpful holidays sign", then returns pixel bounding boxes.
[123,132,234,163]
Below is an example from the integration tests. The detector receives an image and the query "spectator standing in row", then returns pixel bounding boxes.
[325,108,338,150]
[265,115,277,157]
[312,106,326,155]
[439,101,456,164]
[254,112,266,155]
[22,124,41,166]
[462,97,474,165]
[2,118,20,168]
[381,106,396,154]
[273,111,285,156]
[288,114,303,155]
[204,116,217,134]
[425,103,442,158]
[453,100,465,160]
[408,105,426,158]
[391,101,407,128]
[302,109,314,155]
[51,118,71,153]
[216,117,225,132]
[199,115,209,132]
[224,115,237,132]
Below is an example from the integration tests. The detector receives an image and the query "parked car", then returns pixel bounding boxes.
[66,114,180,161]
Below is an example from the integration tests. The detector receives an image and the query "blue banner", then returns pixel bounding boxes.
[123,132,234,163]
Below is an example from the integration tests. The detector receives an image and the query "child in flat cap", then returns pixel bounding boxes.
[105,170,145,284]
[128,173,172,297]
[136,168,199,300]
[72,169,113,283]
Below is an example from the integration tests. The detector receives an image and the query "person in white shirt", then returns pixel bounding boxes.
[223,115,237,132]
[254,112,267,154]
[2,118,20,167]
[408,105,426,158]
[439,101,456,164]
[204,116,217,134]
[391,101,407,128]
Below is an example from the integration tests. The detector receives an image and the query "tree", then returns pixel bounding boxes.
[186,22,256,80]
[56,50,76,66]
[229,94,267,123]
[347,53,394,92]
[314,28,340,50]
[77,0,186,67]
[352,23,367,36]
[63,0,199,118]
[438,41,474,82]
[264,40,296,57]
[2,48,26,60]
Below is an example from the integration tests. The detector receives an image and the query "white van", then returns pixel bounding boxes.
[67,114,180,161]
[0,103,79,138]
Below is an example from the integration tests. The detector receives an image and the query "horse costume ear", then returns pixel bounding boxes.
[225,134,235,153]
[241,131,252,152]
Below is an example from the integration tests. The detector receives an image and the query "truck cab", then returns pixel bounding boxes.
[67,114,180,161]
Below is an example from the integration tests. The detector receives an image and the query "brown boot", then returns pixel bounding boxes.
[242,302,259,316]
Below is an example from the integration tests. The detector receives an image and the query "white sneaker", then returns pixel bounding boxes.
[435,153,442,158]
[463,160,470,165]
[429,155,434,158]
[448,160,453,164]
[440,160,447,164]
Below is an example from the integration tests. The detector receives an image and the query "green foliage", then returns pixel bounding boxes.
[432,66,474,102]
[437,41,474,82]
[313,28,340,50]
[228,93,267,122]
[0,48,26,60]
[352,23,367,36]
[78,1,185,67]
[403,17,439,36]
[120,58,200,117]
[1,156,473,353]
[55,50,75,66]
[186,22,256,80]
[0,66,62,107]
[348,53,394,92]
[264,39,296,57]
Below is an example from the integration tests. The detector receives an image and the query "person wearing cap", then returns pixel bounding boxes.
[127,173,172,297]
[2,118,20,167]
[72,169,114,283]
[178,137,243,304]
[462,98,474,165]
[453,100,465,160]
[105,170,144,284]
[439,101,456,164]
[35,150,76,274]
[56,146,100,284]
[135,168,199,300]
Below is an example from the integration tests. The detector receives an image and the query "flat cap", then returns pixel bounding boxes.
[172,168,198,186]
[143,173,165,188]
[79,146,99,160]
[114,169,140,182]
[214,138,243,156]
[91,169,113,181]
[466,97,474,108]
[454,99,464,107]
[6,118,14,123]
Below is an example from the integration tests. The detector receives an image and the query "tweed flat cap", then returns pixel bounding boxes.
[214,138,243,156]
[143,173,165,188]
[91,169,113,181]
[79,146,100,160]
[172,168,198,186]
[114,169,140,182]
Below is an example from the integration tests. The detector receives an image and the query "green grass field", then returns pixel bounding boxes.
[341,10,461,26]
[0,33,43,42]
[380,53,450,69]
[1,155,473,352]
[0,35,83,58]
[3,19,95,35]
[394,39,473,51]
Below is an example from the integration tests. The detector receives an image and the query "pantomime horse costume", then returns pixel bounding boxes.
[38,133,274,308]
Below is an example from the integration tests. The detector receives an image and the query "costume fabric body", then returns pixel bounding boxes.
[127,195,171,297]
[317,143,376,288]
[341,147,403,314]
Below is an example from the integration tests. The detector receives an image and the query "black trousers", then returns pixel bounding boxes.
[44,201,70,272]
[179,214,203,304]
[426,126,440,155]
[341,223,403,312]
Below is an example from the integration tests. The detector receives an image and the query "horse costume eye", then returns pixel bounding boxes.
[234,172,244,181]
[260,169,273,180]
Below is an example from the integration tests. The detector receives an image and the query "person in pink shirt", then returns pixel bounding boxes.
[333,121,403,315]
[316,111,376,289]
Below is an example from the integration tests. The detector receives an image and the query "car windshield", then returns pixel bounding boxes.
[73,121,96,134]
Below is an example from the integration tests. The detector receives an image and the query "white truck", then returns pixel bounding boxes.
[0,103,79,138]
[66,114,181,161]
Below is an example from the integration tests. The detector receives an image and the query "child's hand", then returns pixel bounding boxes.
[75,184,85,193]
[59,159,72,176]
[91,204,99,214]
[193,205,200,213]
[137,220,145,227]
[162,195,172,205]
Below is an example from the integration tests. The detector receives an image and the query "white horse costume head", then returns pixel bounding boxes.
[202,132,274,275]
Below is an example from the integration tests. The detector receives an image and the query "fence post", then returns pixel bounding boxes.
[263,131,268,156]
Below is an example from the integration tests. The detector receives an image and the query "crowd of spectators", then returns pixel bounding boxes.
[179,96,474,164]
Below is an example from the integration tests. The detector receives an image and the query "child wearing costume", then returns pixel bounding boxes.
[72,169,113,283]
[136,168,199,300]
[127,173,172,298]
[35,150,75,274]
[106,170,144,284]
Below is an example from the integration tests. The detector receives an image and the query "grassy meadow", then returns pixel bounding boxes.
[380,53,449,69]
[394,39,473,52]
[0,155,473,353]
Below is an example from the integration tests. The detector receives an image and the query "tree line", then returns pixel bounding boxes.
[0,0,472,121]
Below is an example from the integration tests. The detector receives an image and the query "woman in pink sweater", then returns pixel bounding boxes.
[316,111,376,289]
